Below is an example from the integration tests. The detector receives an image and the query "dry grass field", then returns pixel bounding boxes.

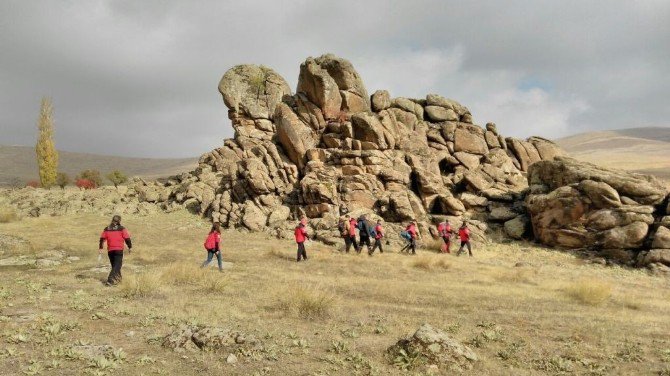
[1,210,670,375]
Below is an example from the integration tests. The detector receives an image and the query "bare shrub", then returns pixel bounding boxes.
[119,273,160,298]
[565,279,612,306]
[276,286,336,319]
[0,207,19,223]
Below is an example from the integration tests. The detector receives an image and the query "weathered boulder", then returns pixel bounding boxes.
[529,157,667,205]
[579,180,621,208]
[527,157,669,262]
[297,57,342,120]
[351,113,388,149]
[454,125,488,155]
[388,324,478,371]
[274,102,317,169]
[425,105,458,122]
[637,249,670,267]
[504,215,529,239]
[218,64,291,120]
[371,90,391,112]
[652,226,670,249]
[163,325,258,352]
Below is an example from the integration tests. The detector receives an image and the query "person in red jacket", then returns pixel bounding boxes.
[98,215,132,285]
[369,219,384,255]
[295,218,309,262]
[457,222,473,257]
[201,223,223,272]
[437,220,454,253]
[345,216,359,253]
[400,220,418,255]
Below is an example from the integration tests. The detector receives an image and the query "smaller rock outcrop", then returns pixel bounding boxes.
[388,324,478,372]
[526,156,670,267]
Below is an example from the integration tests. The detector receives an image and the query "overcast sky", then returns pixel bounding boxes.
[1,1,668,158]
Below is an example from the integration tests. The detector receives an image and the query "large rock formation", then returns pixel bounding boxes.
[134,54,565,246]
[527,157,670,267]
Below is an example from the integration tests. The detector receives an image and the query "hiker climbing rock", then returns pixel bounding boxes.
[437,219,454,253]
[98,215,132,285]
[295,218,309,262]
[358,215,372,254]
[457,222,473,257]
[369,219,384,255]
[201,223,223,272]
[400,220,418,255]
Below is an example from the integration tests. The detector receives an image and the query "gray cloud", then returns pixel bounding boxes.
[1,0,667,157]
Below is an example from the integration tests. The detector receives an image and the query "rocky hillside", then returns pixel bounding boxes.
[0,145,197,186]
[556,127,670,182]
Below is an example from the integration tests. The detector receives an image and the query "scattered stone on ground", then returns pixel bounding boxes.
[388,323,478,371]
[162,325,259,354]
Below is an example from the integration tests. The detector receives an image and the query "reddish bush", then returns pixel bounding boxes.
[26,180,40,188]
[75,178,97,190]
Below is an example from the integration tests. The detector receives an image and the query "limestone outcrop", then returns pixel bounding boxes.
[527,157,670,266]
[131,54,564,246]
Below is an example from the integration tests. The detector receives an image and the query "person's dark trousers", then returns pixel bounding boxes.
[399,239,416,254]
[370,239,383,255]
[202,249,223,271]
[345,236,358,253]
[457,241,472,256]
[359,235,371,253]
[107,251,123,285]
[297,242,307,261]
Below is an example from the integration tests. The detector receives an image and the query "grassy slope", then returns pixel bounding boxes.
[556,127,670,184]
[0,146,197,186]
[0,211,669,375]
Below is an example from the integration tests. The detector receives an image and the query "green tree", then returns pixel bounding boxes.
[55,172,70,189]
[77,169,102,187]
[35,97,59,187]
[106,170,128,187]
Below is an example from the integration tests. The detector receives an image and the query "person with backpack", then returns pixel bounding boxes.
[295,218,309,262]
[357,215,372,254]
[201,223,223,272]
[437,219,454,253]
[98,215,132,286]
[399,220,418,255]
[457,221,473,257]
[337,215,349,249]
[345,216,359,253]
[369,219,384,255]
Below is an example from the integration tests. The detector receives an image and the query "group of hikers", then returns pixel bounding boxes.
[97,214,474,285]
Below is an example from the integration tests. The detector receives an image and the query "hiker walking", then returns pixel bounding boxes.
[338,215,350,252]
[345,216,359,253]
[98,215,132,285]
[201,223,223,272]
[399,220,418,255]
[457,222,473,257]
[437,219,454,253]
[295,218,309,262]
[358,215,372,254]
[369,219,384,255]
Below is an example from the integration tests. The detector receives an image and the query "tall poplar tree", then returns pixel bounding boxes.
[36,97,59,187]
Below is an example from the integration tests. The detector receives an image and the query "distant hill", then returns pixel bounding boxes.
[555,127,670,182]
[0,145,198,186]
